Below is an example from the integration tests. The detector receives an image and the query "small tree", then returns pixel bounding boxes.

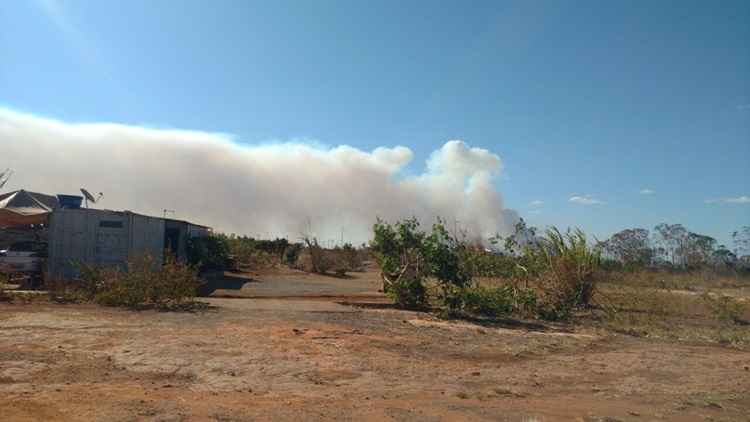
[682,232,717,268]
[492,218,538,256]
[303,236,333,274]
[733,227,750,258]
[371,218,429,308]
[371,218,471,310]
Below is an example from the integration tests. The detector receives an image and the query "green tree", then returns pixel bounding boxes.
[602,228,653,268]
[371,218,471,310]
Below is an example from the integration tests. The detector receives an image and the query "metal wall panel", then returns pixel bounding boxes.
[48,209,165,279]
[48,209,207,279]
[128,213,165,266]
[48,209,95,279]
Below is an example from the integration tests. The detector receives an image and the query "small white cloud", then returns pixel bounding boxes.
[705,196,750,204]
[529,200,544,207]
[569,195,603,205]
[639,188,655,195]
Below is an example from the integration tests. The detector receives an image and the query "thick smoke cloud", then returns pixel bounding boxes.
[0,108,519,243]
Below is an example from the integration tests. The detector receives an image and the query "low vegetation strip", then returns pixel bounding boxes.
[45,255,203,310]
[3,216,747,349]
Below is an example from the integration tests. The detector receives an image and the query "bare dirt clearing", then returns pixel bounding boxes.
[2,271,749,421]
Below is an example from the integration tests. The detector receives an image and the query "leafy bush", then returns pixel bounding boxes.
[46,255,201,309]
[457,285,514,317]
[459,249,518,278]
[389,275,428,309]
[371,218,470,310]
[94,255,200,308]
[447,284,538,318]
[283,243,303,266]
[187,235,231,270]
[337,243,364,272]
[303,237,335,274]
[371,218,429,308]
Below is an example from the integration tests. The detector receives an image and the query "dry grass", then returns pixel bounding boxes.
[473,270,750,348]
[605,269,750,291]
[590,271,750,348]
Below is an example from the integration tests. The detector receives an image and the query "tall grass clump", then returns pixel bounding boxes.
[525,228,601,320]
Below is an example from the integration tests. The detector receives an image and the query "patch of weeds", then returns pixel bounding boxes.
[8,292,48,304]
[592,285,750,348]
[679,391,747,411]
[714,327,750,348]
[440,284,537,320]
[701,292,747,325]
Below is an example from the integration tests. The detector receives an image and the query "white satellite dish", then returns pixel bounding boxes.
[80,188,103,208]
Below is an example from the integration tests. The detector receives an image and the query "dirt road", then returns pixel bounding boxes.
[204,267,384,299]
[1,271,749,421]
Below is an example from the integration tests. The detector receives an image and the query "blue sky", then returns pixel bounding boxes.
[1,0,748,245]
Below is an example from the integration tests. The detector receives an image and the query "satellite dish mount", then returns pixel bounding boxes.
[80,188,103,209]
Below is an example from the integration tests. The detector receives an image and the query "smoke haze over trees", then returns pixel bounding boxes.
[0,107,520,243]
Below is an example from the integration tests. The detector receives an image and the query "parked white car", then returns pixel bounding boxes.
[0,241,48,275]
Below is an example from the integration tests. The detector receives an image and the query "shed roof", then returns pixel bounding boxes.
[0,190,59,228]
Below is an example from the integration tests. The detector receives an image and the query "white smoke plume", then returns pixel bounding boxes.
[0,107,520,244]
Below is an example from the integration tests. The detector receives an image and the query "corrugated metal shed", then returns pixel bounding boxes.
[47,209,167,279]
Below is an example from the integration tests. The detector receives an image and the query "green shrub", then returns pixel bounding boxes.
[338,243,364,272]
[49,255,201,309]
[459,249,518,278]
[371,218,429,309]
[221,236,292,270]
[371,218,470,310]
[95,255,200,309]
[283,243,303,266]
[303,237,335,274]
[458,285,514,317]
[447,284,538,318]
[187,236,231,270]
[389,275,428,309]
